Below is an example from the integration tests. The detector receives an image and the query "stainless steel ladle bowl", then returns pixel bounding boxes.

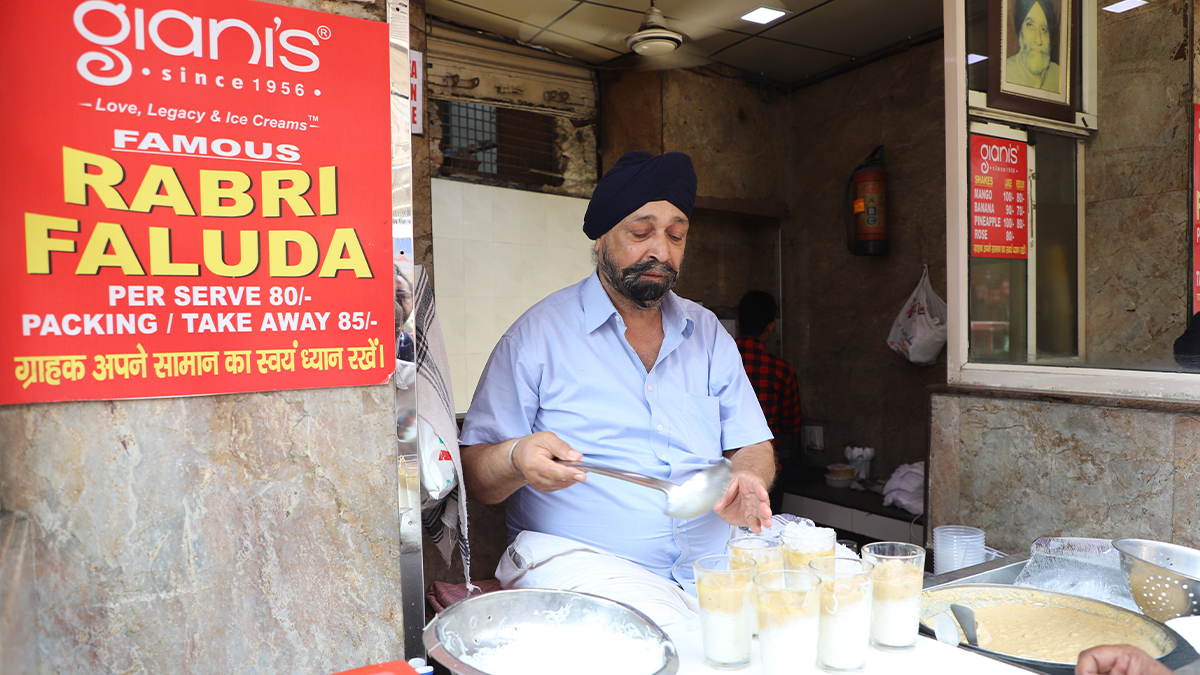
[558,458,733,520]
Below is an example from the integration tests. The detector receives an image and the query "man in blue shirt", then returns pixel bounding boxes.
[459,151,774,624]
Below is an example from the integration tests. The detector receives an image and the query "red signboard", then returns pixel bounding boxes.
[970,134,1029,259]
[1194,104,1200,314]
[0,0,393,404]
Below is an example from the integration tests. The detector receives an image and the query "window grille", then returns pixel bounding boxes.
[439,101,560,186]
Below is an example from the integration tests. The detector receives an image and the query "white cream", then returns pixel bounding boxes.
[817,596,871,671]
[698,603,753,665]
[866,557,923,650]
[870,596,920,648]
[458,623,665,675]
[759,617,819,674]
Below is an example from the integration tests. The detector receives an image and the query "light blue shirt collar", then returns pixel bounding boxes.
[581,269,694,342]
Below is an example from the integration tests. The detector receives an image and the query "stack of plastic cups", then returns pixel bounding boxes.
[932,526,985,574]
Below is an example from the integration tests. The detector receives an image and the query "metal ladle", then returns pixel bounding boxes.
[557,458,733,520]
[950,603,979,646]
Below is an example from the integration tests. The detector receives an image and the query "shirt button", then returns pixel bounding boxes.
[657,424,664,432]
[647,385,653,391]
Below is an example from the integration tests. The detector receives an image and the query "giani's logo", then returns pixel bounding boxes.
[74,1,321,87]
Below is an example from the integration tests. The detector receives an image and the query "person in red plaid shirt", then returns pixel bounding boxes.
[735,291,802,478]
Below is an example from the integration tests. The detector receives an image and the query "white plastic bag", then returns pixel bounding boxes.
[886,265,947,366]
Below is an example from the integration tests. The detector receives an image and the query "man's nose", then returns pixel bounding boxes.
[645,232,669,261]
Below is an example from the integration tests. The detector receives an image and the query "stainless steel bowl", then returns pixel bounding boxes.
[1114,538,1200,622]
[919,583,1198,675]
[423,588,679,675]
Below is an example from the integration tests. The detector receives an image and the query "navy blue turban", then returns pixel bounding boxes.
[583,151,697,240]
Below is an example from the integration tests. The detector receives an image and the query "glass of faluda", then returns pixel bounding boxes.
[754,568,820,675]
[861,542,925,651]
[780,525,836,572]
[728,536,784,637]
[810,557,873,673]
[694,554,757,670]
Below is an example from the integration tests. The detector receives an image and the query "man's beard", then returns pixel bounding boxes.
[597,244,681,309]
[1018,33,1050,78]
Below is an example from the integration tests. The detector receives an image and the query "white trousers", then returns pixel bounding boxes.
[495,530,700,630]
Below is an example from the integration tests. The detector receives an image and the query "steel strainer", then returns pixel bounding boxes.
[1114,539,1200,622]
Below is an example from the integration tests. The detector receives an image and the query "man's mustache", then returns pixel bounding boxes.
[622,259,677,281]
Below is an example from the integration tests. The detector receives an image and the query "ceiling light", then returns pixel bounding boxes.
[967,53,988,65]
[627,28,683,55]
[627,5,683,56]
[1102,0,1147,12]
[741,7,787,24]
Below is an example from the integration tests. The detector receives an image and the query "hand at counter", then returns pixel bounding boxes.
[714,441,775,532]
[1076,645,1176,675]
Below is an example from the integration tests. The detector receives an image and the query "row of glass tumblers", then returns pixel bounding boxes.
[694,534,926,673]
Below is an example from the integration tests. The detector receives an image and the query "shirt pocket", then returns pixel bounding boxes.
[682,392,722,458]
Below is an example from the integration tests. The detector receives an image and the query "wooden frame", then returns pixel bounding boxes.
[987,0,1079,122]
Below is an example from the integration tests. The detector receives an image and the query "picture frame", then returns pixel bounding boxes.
[987,0,1079,122]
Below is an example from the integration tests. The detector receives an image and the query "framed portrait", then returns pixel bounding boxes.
[987,0,1080,122]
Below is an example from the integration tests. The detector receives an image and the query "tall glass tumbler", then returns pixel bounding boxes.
[861,542,925,651]
[754,569,820,675]
[781,526,836,572]
[695,554,757,670]
[729,536,784,637]
[810,557,874,673]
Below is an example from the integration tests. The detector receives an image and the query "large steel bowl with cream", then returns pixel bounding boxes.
[920,584,1199,675]
[424,588,679,675]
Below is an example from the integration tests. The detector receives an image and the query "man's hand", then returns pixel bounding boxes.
[713,470,772,532]
[461,431,586,504]
[712,441,775,531]
[1076,645,1174,675]
[511,431,587,493]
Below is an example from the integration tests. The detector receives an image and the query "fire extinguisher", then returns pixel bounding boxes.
[845,146,889,256]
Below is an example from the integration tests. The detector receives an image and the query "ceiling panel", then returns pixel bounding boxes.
[426,0,945,85]
[546,3,643,55]
[713,37,849,83]
[532,29,625,64]
[440,0,580,29]
[685,30,751,59]
[593,0,829,37]
[426,1,532,38]
[760,0,942,58]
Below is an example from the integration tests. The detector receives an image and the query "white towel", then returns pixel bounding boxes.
[882,462,924,515]
[412,266,473,588]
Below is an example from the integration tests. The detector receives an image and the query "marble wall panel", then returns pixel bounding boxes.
[1173,416,1200,549]
[599,70,665,168]
[1084,0,1191,363]
[660,70,790,204]
[932,393,1189,554]
[927,396,962,536]
[0,386,400,675]
[600,66,790,202]
[787,40,948,480]
[0,514,34,675]
[1085,189,1189,366]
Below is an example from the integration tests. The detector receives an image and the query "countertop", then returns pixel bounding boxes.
[791,479,924,524]
[665,621,1036,674]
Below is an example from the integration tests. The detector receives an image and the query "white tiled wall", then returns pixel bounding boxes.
[432,178,594,412]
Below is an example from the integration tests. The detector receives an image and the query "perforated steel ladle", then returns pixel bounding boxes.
[557,458,733,520]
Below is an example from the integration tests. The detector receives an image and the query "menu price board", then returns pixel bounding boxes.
[970,134,1029,259]
[0,0,393,405]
